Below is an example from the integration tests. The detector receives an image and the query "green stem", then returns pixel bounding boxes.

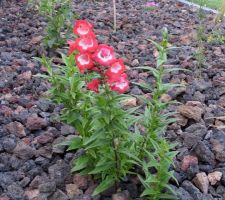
[139,65,164,158]
[105,88,119,191]
[112,134,119,191]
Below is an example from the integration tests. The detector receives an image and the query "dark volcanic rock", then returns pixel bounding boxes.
[210,129,225,162]
[49,189,69,200]
[194,141,215,165]
[7,184,25,200]
[182,180,213,200]
[48,160,70,187]
[13,142,35,160]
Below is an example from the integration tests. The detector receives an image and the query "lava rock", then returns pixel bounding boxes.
[48,160,70,187]
[39,181,56,194]
[178,101,204,122]
[182,180,213,200]
[210,129,225,162]
[194,141,215,165]
[7,184,25,200]
[5,121,26,138]
[192,172,209,194]
[26,115,48,130]
[13,142,35,160]
[49,189,68,200]
[2,137,17,153]
[208,171,223,186]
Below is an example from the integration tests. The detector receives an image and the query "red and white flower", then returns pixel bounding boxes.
[75,53,94,73]
[76,33,98,53]
[73,20,93,37]
[107,73,129,94]
[87,79,100,93]
[92,44,116,66]
[68,40,77,55]
[106,59,125,78]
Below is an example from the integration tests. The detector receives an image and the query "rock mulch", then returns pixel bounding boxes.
[1,0,225,199]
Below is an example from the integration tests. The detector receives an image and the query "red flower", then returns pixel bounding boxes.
[107,73,129,94]
[106,59,125,78]
[92,44,116,66]
[75,53,94,73]
[76,33,98,53]
[68,40,77,55]
[87,79,100,93]
[73,20,93,37]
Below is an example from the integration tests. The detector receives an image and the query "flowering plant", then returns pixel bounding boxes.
[37,20,178,199]
[29,0,76,48]
[59,20,137,195]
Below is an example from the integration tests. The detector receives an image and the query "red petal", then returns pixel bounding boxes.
[75,53,94,73]
[68,40,77,55]
[92,44,116,66]
[76,33,98,53]
[106,59,125,78]
[73,20,93,37]
[107,73,129,94]
[87,79,100,93]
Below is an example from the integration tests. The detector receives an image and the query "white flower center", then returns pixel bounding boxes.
[98,48,112,62]
[79,38,94,50]
[115,81,128,89]
[77,25,89,35]
[77,54,89,65]
[111,63,122,73]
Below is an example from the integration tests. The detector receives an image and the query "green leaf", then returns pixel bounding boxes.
[131,82,152,91]
[141,189,157,197]
[159,193,177,199]
[67,137,82,151]
[88,162,113,174]
[92,176,114,196]
[71,155,89,172]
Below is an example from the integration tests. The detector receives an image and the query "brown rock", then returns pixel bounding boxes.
[0,105,13,117]
[13,142,35,160]
[29,36,43,45]
[26,115,47,130]
[131,59,139,67]
[213,47,222,56]
[35,132,53,144]
[73,175,89,190]
[66,184,83,199]
[117,42,126,50]
[37,145,52,159]
[30,176,45,189]
[211,140,225,162]
[178,101,204,121]
[160,94,172,103]
[192,172,209,194]
[14,106,25,114]
[112,191,130,200]
[27,62,36,69]
[121,97,137,107]
[0,194,10,200]
[176,114,188,127]
[18,71,32,84]
[25,189,39,200]
[181,155,198,171]
[5,121,26,138]
[208,171,222,185]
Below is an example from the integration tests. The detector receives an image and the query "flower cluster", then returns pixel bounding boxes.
[68,20,129,94]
